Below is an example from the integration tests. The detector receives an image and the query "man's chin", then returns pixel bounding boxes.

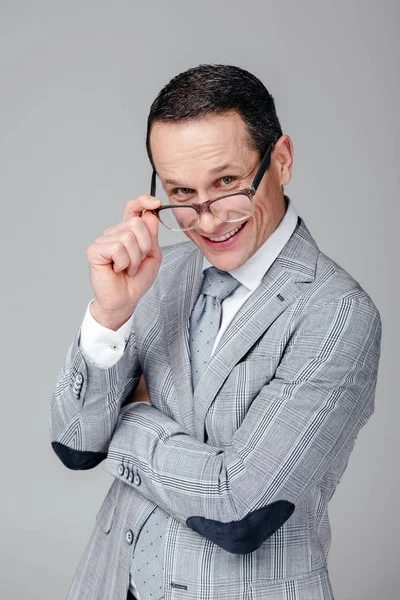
[186,229,252,271]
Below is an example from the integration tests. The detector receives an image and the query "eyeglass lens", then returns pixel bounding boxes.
[158,194,253,231]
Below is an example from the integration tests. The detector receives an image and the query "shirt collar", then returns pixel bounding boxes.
[202,195,298,291]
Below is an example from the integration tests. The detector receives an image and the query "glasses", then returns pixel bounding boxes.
[147,141,274,231]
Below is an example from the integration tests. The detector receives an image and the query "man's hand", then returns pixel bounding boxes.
[87,195,162,330]
[128,374,151,404]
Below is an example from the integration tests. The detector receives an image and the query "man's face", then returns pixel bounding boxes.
[150,111,292,271]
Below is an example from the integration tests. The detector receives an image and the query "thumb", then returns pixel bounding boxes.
[142,210,161,254]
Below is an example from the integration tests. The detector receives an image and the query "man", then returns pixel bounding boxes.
[50,64,382,600]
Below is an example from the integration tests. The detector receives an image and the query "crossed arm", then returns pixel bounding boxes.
[50,297,381,553]
[104,298,381,551]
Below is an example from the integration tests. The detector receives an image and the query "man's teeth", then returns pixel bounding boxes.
[209,223,244,242]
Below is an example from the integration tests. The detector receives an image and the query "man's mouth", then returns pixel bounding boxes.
[205,221,247,243]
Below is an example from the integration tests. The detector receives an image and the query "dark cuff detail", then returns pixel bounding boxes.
[186,500,295,554]
[51,442,107,470]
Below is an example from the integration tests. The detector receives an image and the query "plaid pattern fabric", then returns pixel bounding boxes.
[49,216,382,600]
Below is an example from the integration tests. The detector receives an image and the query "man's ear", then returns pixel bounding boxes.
[273,135,293,187]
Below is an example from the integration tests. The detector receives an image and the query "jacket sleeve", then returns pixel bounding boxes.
[49,324,142,470]
[104,296,382,553]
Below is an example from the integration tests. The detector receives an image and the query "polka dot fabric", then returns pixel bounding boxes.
[189,267,240,390]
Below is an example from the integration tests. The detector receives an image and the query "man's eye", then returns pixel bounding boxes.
[221,176,236,185]
[174,188,192,195]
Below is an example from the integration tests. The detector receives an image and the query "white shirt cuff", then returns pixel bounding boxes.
[80,299,134,368]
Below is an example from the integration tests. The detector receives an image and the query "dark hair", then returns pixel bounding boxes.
[146,64,283,171]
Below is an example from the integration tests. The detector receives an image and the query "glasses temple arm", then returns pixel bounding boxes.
[150,170,156,196]
[251,142,274,191]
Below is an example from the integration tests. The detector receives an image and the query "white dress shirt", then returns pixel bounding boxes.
[80,197,298,366]
[79,197,298,599]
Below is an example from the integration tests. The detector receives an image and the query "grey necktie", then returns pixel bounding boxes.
[130,505,169,600]
[190,267,240,390]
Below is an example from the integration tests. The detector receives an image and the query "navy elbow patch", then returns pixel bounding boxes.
[51,442,107,470]
[186,500,295,554]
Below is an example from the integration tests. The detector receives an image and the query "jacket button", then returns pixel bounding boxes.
[125,529,134,545]
[133,474,141,486]
[124,467,130,479]
[118,464,125,476]
[75,373,83,384]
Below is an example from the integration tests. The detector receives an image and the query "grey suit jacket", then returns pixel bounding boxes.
[50,216,382,600]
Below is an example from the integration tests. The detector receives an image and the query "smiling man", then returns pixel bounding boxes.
[149,110,289,272]
[50,64,382,600]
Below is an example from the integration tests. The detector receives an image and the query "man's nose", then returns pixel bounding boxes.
[197,209,220,233]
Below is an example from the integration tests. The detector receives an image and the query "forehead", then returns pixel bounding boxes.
[149,111,254,177]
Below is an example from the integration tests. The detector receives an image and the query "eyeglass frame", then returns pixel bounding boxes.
[147,141,275,231]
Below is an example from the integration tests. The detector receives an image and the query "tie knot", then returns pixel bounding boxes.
[201,267,240,302]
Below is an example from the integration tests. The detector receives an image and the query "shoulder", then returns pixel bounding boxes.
[296,217,380,314]
[290,218,381,333]
[313,251,381,319]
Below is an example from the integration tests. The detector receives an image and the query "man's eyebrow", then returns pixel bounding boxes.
[165,178,185,186]
[209,163,239,175]
[208,163,243,175]
[165,164,240,186]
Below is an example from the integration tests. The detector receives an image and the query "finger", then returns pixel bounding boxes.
[102,216,151,242]
[122,195,161,222]
[89,235,143,276]
[140,210,162,263]
[108,234,142,275]
[97,218,153,260]
[141,209,160,242]
[103,200,161,237]
[87,240,133,274]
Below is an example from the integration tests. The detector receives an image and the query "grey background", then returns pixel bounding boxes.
[1,1,398,598]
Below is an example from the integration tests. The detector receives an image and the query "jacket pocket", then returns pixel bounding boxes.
[95,492,116,534]
[229,356,275,387]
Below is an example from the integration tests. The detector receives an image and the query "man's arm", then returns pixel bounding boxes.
[104,296,382,553]
[49,304,141,470]
[50,194,164,469]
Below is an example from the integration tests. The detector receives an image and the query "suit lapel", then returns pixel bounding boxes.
[161,244,203,435]
[192,218,320,439]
